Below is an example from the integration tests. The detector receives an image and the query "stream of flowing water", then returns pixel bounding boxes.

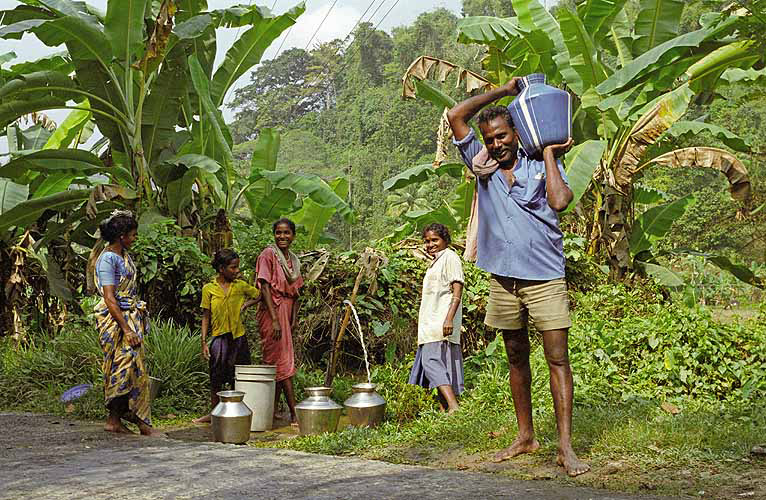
[344,299,371,383]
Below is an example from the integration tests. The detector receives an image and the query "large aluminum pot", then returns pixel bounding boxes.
[211,390,252,444]
[295,387,342,436]
[344,383,386,428]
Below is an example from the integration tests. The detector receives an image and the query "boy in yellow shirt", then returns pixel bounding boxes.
[194,249,260,424]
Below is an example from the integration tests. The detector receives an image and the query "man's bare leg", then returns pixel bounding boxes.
[542,328,589,477]
[193,390,219,423]
[493,329,540,462]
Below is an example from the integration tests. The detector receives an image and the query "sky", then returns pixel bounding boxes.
[0,0,466,123]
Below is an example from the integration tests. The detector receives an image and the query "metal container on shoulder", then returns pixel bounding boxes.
[211,390,252,444]
[344,383,386,428]
[295,386,342,436]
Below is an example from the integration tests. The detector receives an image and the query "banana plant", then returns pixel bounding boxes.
[0,0,305,228]
[401,0,761,283]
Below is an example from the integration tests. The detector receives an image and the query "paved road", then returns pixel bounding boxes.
[0,413,672,500]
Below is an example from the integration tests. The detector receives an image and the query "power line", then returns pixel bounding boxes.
[305,0,339,50]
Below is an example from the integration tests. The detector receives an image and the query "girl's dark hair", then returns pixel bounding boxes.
[212,248,239,272]
[422,223,451,245]
[272,217,296,234]
[99,213,138,243]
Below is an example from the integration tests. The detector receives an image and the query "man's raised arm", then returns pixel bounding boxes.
[446,78,520,140]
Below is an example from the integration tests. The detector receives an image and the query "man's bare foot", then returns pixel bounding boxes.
[447,406,459,415]
[193,414,211,424]
[104,421,135,434]
[557,448,590,477]
[492,436,540,462]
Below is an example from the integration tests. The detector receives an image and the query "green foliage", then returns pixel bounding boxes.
[143,319,208,410]
[130,222,212,325]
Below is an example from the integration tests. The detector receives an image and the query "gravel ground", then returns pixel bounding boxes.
[0,412,675,500]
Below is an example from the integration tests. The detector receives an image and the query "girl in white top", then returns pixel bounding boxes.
[407,223,465,413]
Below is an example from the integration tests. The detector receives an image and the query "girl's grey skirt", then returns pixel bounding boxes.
[408,340,464,395]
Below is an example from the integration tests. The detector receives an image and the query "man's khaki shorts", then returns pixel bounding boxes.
[484,276,572,332]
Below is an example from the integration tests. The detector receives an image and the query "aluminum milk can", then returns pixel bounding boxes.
[344,383,386,428]
[507,73,571,158]
[295,387,342,436]
[211,390,252,444]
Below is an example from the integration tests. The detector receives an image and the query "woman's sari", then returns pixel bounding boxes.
[93,250,152,426]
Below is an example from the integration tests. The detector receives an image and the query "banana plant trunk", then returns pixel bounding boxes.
[597,184,634,281]
[203,209,233,257]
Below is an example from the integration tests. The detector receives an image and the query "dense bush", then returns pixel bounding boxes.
[0,317,209,420]
[130,223,212,325]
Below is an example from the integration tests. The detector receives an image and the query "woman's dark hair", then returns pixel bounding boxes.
[422,223,451,245]
[99,213,138,243]
[272,217,296,234]
[212,248,239,272]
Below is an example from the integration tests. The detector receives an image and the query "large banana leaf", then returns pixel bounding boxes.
[290,177,349,248]
[456,16,525,49]
[142,47,188,167]
[413,79,456,110]
[640,261,684,288]
[721,67,766,83]
[660,121,750,152]
[7,52,72,75]
[0,179,29,214]
[261,170,353,221]
[104,0,148,66]
[513,0,584,93]
[602,8,633,67]
[612,83,694,191]
[667,249,765,288]
[683,40,759,93]
[188,54,233,204]
[0,69,76,102]
[19,123,52,149]
[383,163,463,192]
[449,179,475,225]
[210,2,304,106]
[0,149,107,181]
[403,202,460,232]
[579,0,628,45]
[44,99,92,149]
[644,147,750,203]
[0,188,91,233]
[250,128,280,175]
[246,186,297,222]
[30,16,111,69]
[596,26,713,95]
[629,194,695,256]
[558,7,607,91]
[561,139,606,214]
[633,0,684,55]
[633,184,669,204]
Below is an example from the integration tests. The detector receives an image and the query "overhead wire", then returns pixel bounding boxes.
[305,0,340,50]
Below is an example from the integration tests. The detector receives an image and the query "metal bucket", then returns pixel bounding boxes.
[235,374,276,431]
[211,390,252,444]
[149,376,162,402]
[344,383,386,428]
[295,387,342,436]
[235,364,277,377]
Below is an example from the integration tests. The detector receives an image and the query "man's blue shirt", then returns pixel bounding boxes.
[454,129,568,281]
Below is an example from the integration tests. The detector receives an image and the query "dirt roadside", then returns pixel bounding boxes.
[0,412,675,500]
